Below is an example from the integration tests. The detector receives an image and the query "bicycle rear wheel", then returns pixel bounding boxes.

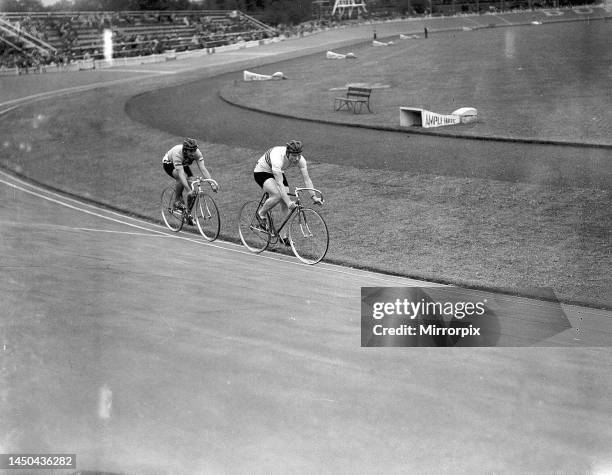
[194,193,220,241]
[161,186,183,232]
[238,200,270,253]
[289,208,329,264]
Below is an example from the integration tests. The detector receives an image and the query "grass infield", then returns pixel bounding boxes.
[220,21,611,146]
[1,18,610,308]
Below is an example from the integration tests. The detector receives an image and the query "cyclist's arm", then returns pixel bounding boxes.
[175,166,192,193]
[194,159,211,179]
[195,159,214,182]
[298,158,318,200]
[194,156,218,191]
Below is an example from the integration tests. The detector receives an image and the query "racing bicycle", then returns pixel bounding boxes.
[238,187,329,265]
[161,177,220,241]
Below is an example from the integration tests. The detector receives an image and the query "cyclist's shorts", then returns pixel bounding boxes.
[163,162,193,178]
[254,172,288,189]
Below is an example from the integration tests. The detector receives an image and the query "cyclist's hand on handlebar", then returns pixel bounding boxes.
[187,189,197,198]
[311,196,323,206]
[287,201,297,210]
[211,182,219,192]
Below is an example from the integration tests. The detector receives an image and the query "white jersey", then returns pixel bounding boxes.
[254,146,306,174]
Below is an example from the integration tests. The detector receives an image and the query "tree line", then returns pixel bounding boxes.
[0,0,315,25]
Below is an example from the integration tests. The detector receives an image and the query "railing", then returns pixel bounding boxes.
[0,17,57,54]
[0,10,255,20]
[0,34,26,53]
[236,11,277,35]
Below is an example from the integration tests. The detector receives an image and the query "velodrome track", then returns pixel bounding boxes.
[3,167,612,474]
[2,15,612,475]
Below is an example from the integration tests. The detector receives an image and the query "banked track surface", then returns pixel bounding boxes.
[2,167,612,474]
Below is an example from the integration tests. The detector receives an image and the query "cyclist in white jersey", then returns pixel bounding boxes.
[253,140,322,245]
[162,138,218,212]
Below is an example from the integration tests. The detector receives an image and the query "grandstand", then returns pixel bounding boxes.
[0,9,276,67]
[0,0,600,71]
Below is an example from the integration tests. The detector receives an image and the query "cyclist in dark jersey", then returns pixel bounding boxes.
[162,138,218,212]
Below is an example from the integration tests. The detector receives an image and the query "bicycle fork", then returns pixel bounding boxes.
[194,194,213,221]
[296,210,313,238]
[187,191,213,220]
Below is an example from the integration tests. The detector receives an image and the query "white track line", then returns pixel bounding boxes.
[1,172,597,318]
[2,172,604,312]
[1,219,167,237]
[0,74,163,109]
[492,15,514,25]
[74,227,176,237]
[0,171,425,285]
[464,17,484,27]
[99,68,177,74]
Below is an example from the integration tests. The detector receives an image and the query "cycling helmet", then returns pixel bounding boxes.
[286,140,303,155]
[183,138,198,152]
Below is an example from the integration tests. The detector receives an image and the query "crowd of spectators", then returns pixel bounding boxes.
[0,10,279,72]
[2,3,594,73]
[0,5,508,72]
[272,10,406,39]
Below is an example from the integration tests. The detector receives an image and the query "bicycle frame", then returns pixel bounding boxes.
[161,177,220,240]
[257,187,323,241]
[239,186,327,263]
[186,177,218,213]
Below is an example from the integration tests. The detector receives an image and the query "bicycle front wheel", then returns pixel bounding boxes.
[238,200,270,253]
[194,193,220,241]
[289,208,329,264]
[161,186,183,232]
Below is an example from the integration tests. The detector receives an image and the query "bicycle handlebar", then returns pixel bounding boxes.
[294,187,324,203]
[190,177,219,191]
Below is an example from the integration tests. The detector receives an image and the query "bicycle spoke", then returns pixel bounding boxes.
[289,208,329,264]
[238,200,270,253]
[194,194,220,241]
[160,186,183,232]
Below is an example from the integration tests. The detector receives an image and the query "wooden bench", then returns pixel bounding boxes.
[334,86,372,114]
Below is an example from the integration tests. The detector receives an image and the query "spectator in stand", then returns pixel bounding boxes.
[153,38,164,54]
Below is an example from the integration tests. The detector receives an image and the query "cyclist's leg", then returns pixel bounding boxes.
[259,180,280,216]
[258,173,289,219]
[277,191,291,242]
[256,176,281,219]
[277,175,292,242]
[172,166,193,208]
[163,162,183,209]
